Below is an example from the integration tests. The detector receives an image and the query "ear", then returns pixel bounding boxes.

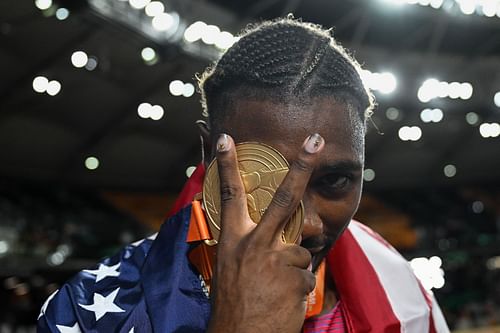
[195,120,212,169]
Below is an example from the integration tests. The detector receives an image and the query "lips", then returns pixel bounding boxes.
[301,236,334,272]
[305,246,325,255]
[301,236,326,253]
[301,239,326,272]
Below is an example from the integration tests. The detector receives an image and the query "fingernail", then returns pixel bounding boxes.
[304,134,324,153]
[307,263,312,272]
[217,134,230,152]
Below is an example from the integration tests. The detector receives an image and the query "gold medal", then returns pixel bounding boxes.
[202,142,304,244]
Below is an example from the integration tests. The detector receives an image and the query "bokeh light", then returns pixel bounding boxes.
[85,156,100,170]
[444,164,457,178]
[55,7,70,20]
[32,76,49,93]
[46,80,61,96]
[363,168,376,182]
[71,51,89,68]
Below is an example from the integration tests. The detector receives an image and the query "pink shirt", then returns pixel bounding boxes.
[303,302,346,333]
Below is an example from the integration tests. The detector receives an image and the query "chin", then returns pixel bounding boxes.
[310,249,328,273]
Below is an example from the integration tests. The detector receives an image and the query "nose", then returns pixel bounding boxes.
[301,212,323,240]
[300,196,323,243]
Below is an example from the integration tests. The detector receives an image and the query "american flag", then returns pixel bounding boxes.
[37,165,450,333]
[37,205,212,332]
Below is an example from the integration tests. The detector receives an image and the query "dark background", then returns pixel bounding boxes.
[0,0,499,331]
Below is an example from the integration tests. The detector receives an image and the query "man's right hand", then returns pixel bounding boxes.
[207,133,325,333]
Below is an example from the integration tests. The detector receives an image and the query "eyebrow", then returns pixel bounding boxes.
[316,160,363,174]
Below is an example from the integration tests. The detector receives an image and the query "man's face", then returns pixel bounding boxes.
[212,96,365,269]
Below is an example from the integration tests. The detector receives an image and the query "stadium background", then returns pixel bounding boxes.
[0,0,499,331]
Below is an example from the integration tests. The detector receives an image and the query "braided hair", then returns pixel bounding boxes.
[198,17,374,131]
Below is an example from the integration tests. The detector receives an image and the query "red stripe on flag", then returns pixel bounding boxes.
[166,163,205,218]
[328,228,402,333]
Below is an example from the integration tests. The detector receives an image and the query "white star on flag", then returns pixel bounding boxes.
[129,328,135,333]
[131,232,157,247]
[56,322,82,333]
[79,288,125,321]
[131,238,145,247]
[38,289,59,319]
[83,262,120,282]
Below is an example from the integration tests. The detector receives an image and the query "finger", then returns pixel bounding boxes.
[256,133,325,244]
[301,269,317,294]
[216,134,251,237]
[280,244,312,269]
[287,267,316,295]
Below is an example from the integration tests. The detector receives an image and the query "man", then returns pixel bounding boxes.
[38,18,449,332]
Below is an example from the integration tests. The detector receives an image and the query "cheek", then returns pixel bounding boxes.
[312,191,362,238]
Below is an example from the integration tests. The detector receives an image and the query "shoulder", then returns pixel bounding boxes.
[37,205,207,332]
[347,221,403,258]
[332,221,450,332]
[342,220,422,292]
[37,233,158,332]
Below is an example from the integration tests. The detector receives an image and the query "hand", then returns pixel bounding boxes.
[207,133,325,333]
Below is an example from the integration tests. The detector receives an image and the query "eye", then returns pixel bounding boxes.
[322,174,349,188]
[315,173,352,196]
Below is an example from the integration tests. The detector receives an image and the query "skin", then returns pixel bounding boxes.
[199,96,366,332]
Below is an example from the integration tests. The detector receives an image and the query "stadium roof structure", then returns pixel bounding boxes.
[1,0,499,192]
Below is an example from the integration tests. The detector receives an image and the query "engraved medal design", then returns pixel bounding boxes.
[202,142,304,244]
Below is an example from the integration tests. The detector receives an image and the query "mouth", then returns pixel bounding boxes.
[301,243,327,272]
[301,237,334,273]
[304,244,324,254]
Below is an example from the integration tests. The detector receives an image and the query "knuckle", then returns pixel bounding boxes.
[292,158,312,174]
[297,246,312,262]
[289,245,310,260]
[220,185,242,203]
[272,188,296,209]
[267,251,281,266]
[287,245,311,268]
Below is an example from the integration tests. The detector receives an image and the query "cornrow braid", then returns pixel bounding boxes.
[198,17,375,129]
[294,37,329,89]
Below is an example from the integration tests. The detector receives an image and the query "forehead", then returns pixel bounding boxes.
[218,96,365,165]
